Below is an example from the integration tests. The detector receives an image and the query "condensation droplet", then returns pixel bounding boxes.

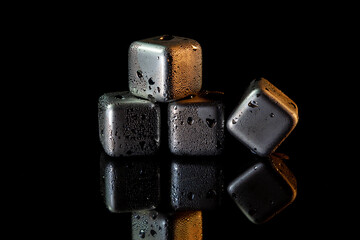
[151,212,158,220]
[248,100,258,108]
[150,230,157,237]
[270,113,275,117]
[232,118,238,124]
[206,118,217,128]
[159,34,174,40]
[114,95,124,100]
[137,70,143,78]
[187,117,194,125]
[187,192,195,200]
[148,94,155,101]
[289,102,297,109]
[139,229,145,238]
[148,78,155,85]
[206,189,217,199]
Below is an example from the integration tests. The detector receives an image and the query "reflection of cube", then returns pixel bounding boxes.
[173,211,203,240]
[227,154,297,224]
[131,210,202,240]
[170,158,224,211]
[99,152,161,213]
[226,78,298,157]
[128,35,202,102]
[98,91,160,157]
[168,91,224,156]
[132,210,170,240]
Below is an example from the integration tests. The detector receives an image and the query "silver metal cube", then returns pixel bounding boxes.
[128,35,202,102]
[168,91,224,156]
[226,78,298,157]
[98,91,161,157]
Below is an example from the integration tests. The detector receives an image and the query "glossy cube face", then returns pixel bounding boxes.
[227,78,298,157]
[168,91,224,156]
[170,158,224,211]
[98,91,161,157]
[227,154,297,224]
[99,152,161,213]
[132,210,202,240]
[128,35,202,102]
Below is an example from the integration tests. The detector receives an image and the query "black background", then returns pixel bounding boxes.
[31,5,354,239]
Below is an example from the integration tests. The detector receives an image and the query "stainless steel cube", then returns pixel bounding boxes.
[98,91,160,157]
[227,154,297,224]
[168,91,224,156]
[226,78,298,157]
[128,35,202,102]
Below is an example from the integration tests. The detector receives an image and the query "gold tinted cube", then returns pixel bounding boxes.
[173,211,203,240]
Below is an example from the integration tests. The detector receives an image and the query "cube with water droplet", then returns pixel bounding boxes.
[131,210,202,240]
[226,78,298,157]
[132,210,170,240]
[169,157,224,211]
[98,91,161,157]
[168,91,224,156]
[128,35,202,102]
[227,154,297,224]
[99,151,161,213]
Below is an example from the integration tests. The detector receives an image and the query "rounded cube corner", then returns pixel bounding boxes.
[226,184,235,196]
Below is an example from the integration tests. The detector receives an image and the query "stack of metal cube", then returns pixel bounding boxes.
[99,35,299,239]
